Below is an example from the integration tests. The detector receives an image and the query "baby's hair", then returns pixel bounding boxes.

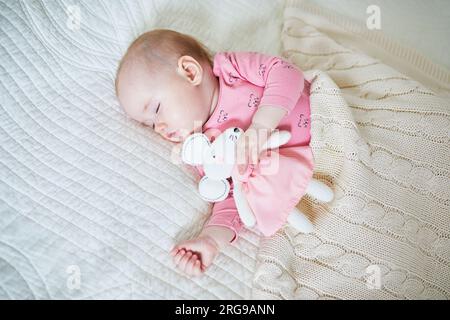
[115,29,213,97]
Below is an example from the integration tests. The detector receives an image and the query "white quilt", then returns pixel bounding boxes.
[0,0,285,299]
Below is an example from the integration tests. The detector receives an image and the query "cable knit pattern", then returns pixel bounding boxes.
[252,3,450,300]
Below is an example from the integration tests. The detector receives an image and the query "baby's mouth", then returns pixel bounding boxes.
[166,130,178,138]
[165,130,183,142]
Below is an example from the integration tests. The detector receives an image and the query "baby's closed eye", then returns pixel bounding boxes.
[140,102,161,129]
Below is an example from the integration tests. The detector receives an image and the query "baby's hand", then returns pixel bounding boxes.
[170,235,220,277]
[236,123,271,175]
[236,105,288,175]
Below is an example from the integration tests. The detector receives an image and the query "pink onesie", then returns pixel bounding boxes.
[198,51,314,242]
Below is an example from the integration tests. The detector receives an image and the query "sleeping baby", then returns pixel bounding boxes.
[115,29,313,277]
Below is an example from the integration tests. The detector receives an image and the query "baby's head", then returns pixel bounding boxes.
[115,29,218,142]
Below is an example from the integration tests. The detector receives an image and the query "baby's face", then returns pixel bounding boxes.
[117,60,212,143]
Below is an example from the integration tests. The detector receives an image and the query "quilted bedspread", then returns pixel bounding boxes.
[0,0,285,299]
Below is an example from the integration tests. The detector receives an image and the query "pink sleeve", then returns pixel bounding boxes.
[204,181,243,244]
[215,51,305,115]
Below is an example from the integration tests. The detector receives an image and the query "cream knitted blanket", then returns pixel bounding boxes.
[252,3,450,299]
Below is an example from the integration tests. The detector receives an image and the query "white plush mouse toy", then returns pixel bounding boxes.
[181,127,333,234]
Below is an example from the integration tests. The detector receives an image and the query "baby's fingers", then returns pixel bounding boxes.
[192,260,202,277]
[173,249,186,265]
[177,251,193,271]
[236,141,249,175]
[170,247,179,256]
[249,144,259,165]
[185,255,201,277]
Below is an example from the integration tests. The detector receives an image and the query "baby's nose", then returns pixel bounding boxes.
[154,122,167,134]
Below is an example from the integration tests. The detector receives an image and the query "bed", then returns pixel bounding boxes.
[1,0,449,299]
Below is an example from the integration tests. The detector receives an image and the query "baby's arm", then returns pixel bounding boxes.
[223,52,305,172]
[171,190,243,277]
[252,105,287,131]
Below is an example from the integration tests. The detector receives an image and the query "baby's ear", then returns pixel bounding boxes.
[181,133,211,165]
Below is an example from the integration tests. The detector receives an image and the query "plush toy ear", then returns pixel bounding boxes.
[198,176,230,202]
[181,133,211,165]
[260,130,291,151]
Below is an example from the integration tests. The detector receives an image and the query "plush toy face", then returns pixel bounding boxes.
[181,127,244,202]
[182,127,243,179]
